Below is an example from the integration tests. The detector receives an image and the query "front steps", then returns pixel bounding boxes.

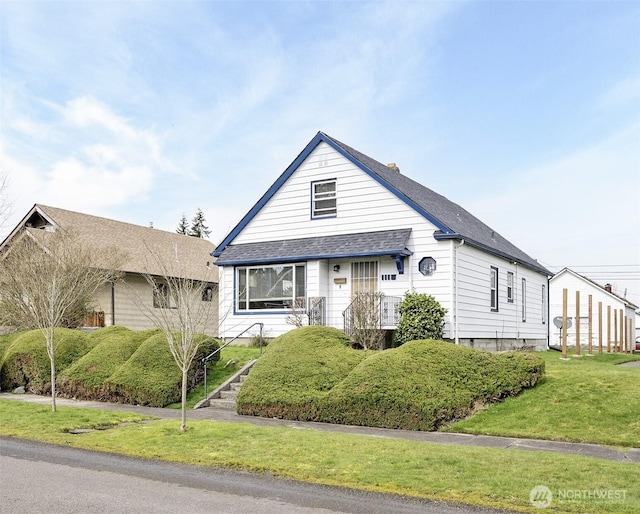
[193,359,256,410]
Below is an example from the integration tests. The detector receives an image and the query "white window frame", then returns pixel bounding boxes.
[236,263,306,311]
[507,271,514,303]
[541,284,547,324]
[311,179,337,219]
[490,267,498,311]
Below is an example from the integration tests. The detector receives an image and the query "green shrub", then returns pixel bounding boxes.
[395,292,447,345]
[238,331,545,431]
[237,326,370,418]
[101,332,220,407]
[324,340,545,430]
[0,329,95,394]
[58,327,154,400]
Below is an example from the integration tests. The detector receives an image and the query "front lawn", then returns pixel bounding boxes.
[447,351,640,447]
[0,399,637,513]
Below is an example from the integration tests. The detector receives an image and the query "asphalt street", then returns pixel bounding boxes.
[0,437,514,514]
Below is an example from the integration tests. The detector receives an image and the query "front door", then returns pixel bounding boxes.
[351,261,378,295]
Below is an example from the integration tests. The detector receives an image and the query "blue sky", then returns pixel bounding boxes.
[1,1,639,303]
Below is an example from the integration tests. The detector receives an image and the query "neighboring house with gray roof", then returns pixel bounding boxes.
[549,268,637,352]
[1,204,218,333]
[214,132,551,350]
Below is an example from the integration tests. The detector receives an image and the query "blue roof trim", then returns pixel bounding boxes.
[216,248,413,267]
[434,232,549,275]
[319,134,453,234]
[213,132,327,257]
[213,131,453,257]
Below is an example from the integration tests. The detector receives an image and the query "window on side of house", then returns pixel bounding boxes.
[202,283,215,302]
[490,267,498,311]
[153,282,172,309]
[507,271,514,303]
[311,179,337,218]
[521,278,527,322]
[236,264,306,311]
[541,284,547,324]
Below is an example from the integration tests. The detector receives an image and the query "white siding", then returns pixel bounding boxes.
[218,141,548,348]
[550,271,636,351]
[454,245,548,342]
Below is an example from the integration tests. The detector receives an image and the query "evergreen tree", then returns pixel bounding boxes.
[176,213,189,235]
[189,208,211,238]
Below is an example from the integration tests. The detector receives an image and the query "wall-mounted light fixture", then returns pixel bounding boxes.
[333,264,340,273]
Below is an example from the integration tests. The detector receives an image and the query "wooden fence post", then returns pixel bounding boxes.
[562,288,568,359]
[588,294,593,355]
[598,302,603,354]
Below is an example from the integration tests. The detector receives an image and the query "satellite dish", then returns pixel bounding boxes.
[553,316,572,329]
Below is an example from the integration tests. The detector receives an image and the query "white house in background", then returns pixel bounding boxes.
[549,268,637,352]
[213,132,551,351]
[1,204,219,334]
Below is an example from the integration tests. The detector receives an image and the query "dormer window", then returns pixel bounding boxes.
[311,179,336,218]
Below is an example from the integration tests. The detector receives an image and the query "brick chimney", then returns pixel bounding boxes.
[387,162,400,173]
[604,283,612,293]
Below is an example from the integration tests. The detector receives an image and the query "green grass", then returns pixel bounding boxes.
[0,399,637,513]
[239,327,544,430]
[166,345,262,409]
[447,351,640,447]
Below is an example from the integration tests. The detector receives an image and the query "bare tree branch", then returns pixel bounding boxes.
[128,242,217,432]
[0,229,125,411]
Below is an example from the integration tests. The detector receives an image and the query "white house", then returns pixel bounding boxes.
[1,204,219,334]
[549,268,637,352]
[214,132,551,350]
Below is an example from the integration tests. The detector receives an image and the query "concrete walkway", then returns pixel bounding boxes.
[2,393,639,464]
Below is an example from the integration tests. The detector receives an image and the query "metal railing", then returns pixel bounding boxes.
[343,293,402,339]
[307,296,326,326]
[201,322,264,399]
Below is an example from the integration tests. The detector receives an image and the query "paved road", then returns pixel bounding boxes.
[0,438,513,514]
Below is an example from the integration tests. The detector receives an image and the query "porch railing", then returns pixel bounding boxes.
[307,296,326,326]
[342,293,402,339]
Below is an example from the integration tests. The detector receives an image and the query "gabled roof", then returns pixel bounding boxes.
[214,131,549,275]
[216,228,412,266]
[550,267,638,309]
[1,204,218,283]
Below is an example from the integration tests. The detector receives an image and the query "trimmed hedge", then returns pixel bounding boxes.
[57,327,154,400]
[323,340,544,430]
[238,326,370,418]
[237,327,545,431]
[0,329,96,394]
[101,332,220,407]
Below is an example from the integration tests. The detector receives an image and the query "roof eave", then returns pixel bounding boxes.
[216,248,413,267]
[434,232,550,276]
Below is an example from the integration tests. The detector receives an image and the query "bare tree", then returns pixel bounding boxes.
[286,298,307,328]
[350,292,386,350]
[133,244,217,432]
[0,172,12,230]
[0,229,124,411]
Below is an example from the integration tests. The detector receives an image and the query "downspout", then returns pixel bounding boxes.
[111,280,116,326]
[454,239,465,344]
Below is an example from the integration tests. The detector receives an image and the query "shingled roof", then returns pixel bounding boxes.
[214,132,549,275]
[216,228,412,265]
[2,204,217,282]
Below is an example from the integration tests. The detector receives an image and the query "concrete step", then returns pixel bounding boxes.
[230,382,242,392]
[207,398,237,409]
[220,390,238,400]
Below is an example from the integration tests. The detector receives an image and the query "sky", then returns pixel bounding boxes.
[1,1,639,305]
